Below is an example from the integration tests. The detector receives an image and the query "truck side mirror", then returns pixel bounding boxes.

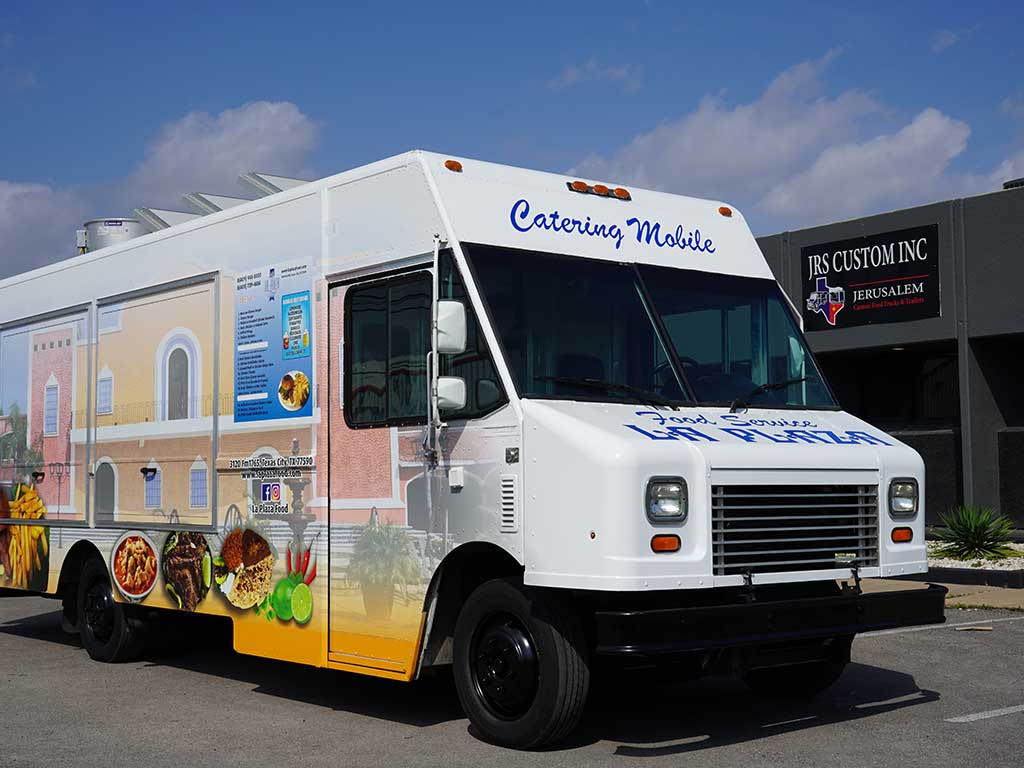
[437,300,467,355]
[437,376,467,411]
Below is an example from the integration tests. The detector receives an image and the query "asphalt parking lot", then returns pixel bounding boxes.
[1,594,1022,767]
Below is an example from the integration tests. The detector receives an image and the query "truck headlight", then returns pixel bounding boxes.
[888,478,918,519]
[646,477,687,523]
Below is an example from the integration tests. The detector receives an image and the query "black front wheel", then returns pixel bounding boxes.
[453,579,590,749]
[77,558,141,662]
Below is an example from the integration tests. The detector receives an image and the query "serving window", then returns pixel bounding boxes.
[343,271,431,429]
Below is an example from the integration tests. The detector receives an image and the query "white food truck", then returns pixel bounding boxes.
[0,151,944,748]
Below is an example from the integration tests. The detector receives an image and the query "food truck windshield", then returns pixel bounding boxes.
[465,243,837,410]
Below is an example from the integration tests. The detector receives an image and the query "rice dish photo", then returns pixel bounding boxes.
[214,527,275,610]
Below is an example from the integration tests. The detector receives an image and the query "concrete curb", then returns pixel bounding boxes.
[895,567,1024,589]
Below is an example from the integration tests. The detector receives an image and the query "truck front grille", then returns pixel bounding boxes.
[711,484,879,576]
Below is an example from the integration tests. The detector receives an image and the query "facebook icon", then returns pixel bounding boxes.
[261,482,282,502]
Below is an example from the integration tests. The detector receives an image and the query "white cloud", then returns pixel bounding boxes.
[931,29,960,53]
[760,109,970,221]
[570,52,1024,232]
[548,56,642,92]
[0,101,319,276]
[124,101,318,208]
[572,50,878,202]
[0,181,88,277]
[1002,92,1024,122]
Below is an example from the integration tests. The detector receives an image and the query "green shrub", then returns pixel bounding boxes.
[347,514,421,588]
[933,506,1015,561]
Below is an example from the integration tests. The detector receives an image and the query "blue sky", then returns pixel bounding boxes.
[1,1,1022,276]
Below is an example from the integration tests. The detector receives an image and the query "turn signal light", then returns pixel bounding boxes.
[444,159,463,172]
[651,534,681,553]
[891,527,913,543]
[718,206,733,217]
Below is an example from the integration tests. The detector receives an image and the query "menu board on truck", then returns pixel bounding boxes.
[234,262,314,421]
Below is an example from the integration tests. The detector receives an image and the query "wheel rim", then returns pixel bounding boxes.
[83,580,115,644]
[470,612,539,720]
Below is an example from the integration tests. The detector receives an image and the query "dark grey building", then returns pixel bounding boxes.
[758,180,1024,527]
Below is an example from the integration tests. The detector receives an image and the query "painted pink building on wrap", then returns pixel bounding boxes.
[29,323,79,517]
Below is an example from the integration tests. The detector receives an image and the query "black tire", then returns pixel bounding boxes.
[77,557,142,662]
[453,578,590,749]
[742,635,852,698]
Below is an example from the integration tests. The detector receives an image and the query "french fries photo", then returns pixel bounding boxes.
[0,484,50,591]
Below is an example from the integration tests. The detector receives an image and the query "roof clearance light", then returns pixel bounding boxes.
[444,159,463,172]
[718,206,733,217]
[566,180,632,201]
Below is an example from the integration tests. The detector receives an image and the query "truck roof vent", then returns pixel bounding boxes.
[76,218,149,254]
[1003,177,1024,191]
[500,474,519,533]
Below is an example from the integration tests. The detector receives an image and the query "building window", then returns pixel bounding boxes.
[99,305,122,333]
[344,272,431,428]
[97,366,114,415]
[247,450,276,505]
[94,459,117,523]
[43,377,59,436]
[167,347,190,420]
[144,463,162,509]
[155,329,201,422]
[190,458,209,509]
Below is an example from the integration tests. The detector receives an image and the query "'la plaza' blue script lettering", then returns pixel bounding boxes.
[509,198,715,255]
[623,410,891,445]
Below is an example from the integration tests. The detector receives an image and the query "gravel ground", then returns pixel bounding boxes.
[927,541,1024,571]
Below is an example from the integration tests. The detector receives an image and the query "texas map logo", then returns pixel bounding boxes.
[806,277,846,326]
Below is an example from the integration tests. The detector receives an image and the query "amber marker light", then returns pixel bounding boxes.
[891,527,913,543]
[592,183,610,196]
[444,159,463,172]
[719,206,733,217]
[569,180,589,192]
[613,187,632,200]
[651,534,681,553]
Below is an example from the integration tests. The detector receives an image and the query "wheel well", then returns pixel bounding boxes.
[417,542,523,672]
[56,540,104,602]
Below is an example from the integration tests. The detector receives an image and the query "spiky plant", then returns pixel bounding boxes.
[933,506,1015,561]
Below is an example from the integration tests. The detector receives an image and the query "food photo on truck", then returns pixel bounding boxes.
[0,151,946,749]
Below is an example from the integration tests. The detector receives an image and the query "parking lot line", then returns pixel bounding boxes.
[859,616,1024,638]
[946,704,1024,723]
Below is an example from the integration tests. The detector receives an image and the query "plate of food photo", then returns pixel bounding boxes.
[111,531,159,602]
[278,370,310,411]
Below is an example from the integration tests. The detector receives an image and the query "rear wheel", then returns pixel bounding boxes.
[77,558,142,662]
[742,635,852,698]
[453,579,589,749]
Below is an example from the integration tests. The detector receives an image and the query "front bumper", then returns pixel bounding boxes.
[595,583,948,656]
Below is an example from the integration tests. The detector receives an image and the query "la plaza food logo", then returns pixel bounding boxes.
[806,276,846,326]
